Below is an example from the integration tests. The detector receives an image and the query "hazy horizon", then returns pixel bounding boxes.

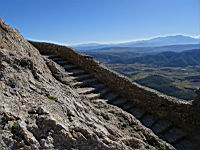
[69,34,200,46]
[28,34,200,46]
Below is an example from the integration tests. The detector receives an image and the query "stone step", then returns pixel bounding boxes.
[121,101,135,110]
[151,119,172,134]
[103,93,119,102]
[56,60,69,65]
[46,55,59,59]
[92,83,106,91]
[81,78,98,85]
[161,127,186,144]
[75,74,94,81]
[98,88,110,97]
[110,98,128,106]
[72,78,98,87]
[85,93,100,100]
[77,87,95,94]
[175,139,198,150]
[108,98,127,106]
[82,87,108,98]
[71,82,82,87]
[84,87,109,98]
[67,69,87,76]
[51,57,63,61]
[128,107,146,119]
[64,64,79,70]
[140,114,159,128]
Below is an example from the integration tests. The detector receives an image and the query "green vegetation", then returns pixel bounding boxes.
[0,115,7,126]
[11,121,20,134]
[47,95,58,101]
[136,75,196,100]
[86,48,200,68]
[10,121,26,139]
[106,63,200,100]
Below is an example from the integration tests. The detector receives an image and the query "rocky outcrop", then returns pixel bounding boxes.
[30,40,200,149]
[40,53,199,149]
[0,19,175,149]
[30,41,200,129]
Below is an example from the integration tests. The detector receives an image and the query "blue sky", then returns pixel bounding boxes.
[1,0,200,45]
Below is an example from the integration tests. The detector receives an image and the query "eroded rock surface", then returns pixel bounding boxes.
[0,19,174,150]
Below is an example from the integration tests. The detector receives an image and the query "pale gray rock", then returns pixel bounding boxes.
[0,19,174,150]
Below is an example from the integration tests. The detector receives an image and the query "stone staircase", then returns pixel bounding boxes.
[44,54,198,150]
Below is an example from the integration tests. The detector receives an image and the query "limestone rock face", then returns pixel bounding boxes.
[0,19,174,150]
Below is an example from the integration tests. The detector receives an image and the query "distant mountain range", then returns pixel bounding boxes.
[126,49,200,67]
[85,49,200,67]
[72,35,200,51]
[84,44,200,54]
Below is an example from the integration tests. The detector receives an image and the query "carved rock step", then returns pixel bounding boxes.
[77,87,95,94]
[98,88,111,97]
[109,98,128,106]
[67,69,87,76]
[151,119,172,134]
[74,74,94,81]
[79,83,106,93]
[85,88,109,100]
[46,55,59,59]
[71,78,98,87]
[140,114,159,128]
[51,57,63,61]
[45,54,81,72]
[91,83,106,91]
[85,93,101,100]
[121,101,135,110]
[104,93,119,102]
[64,64,79,70]
[56,60,69,65]
[128,108,146,119]
[45,56,82,74]
[78,87,110,97]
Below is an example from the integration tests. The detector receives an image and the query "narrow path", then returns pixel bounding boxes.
[45,54,198,150]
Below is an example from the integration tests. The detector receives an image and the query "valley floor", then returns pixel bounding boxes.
[106,63,200,100]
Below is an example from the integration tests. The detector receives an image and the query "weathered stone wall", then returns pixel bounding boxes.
[193,90,200,121]
[30,41,200,131]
